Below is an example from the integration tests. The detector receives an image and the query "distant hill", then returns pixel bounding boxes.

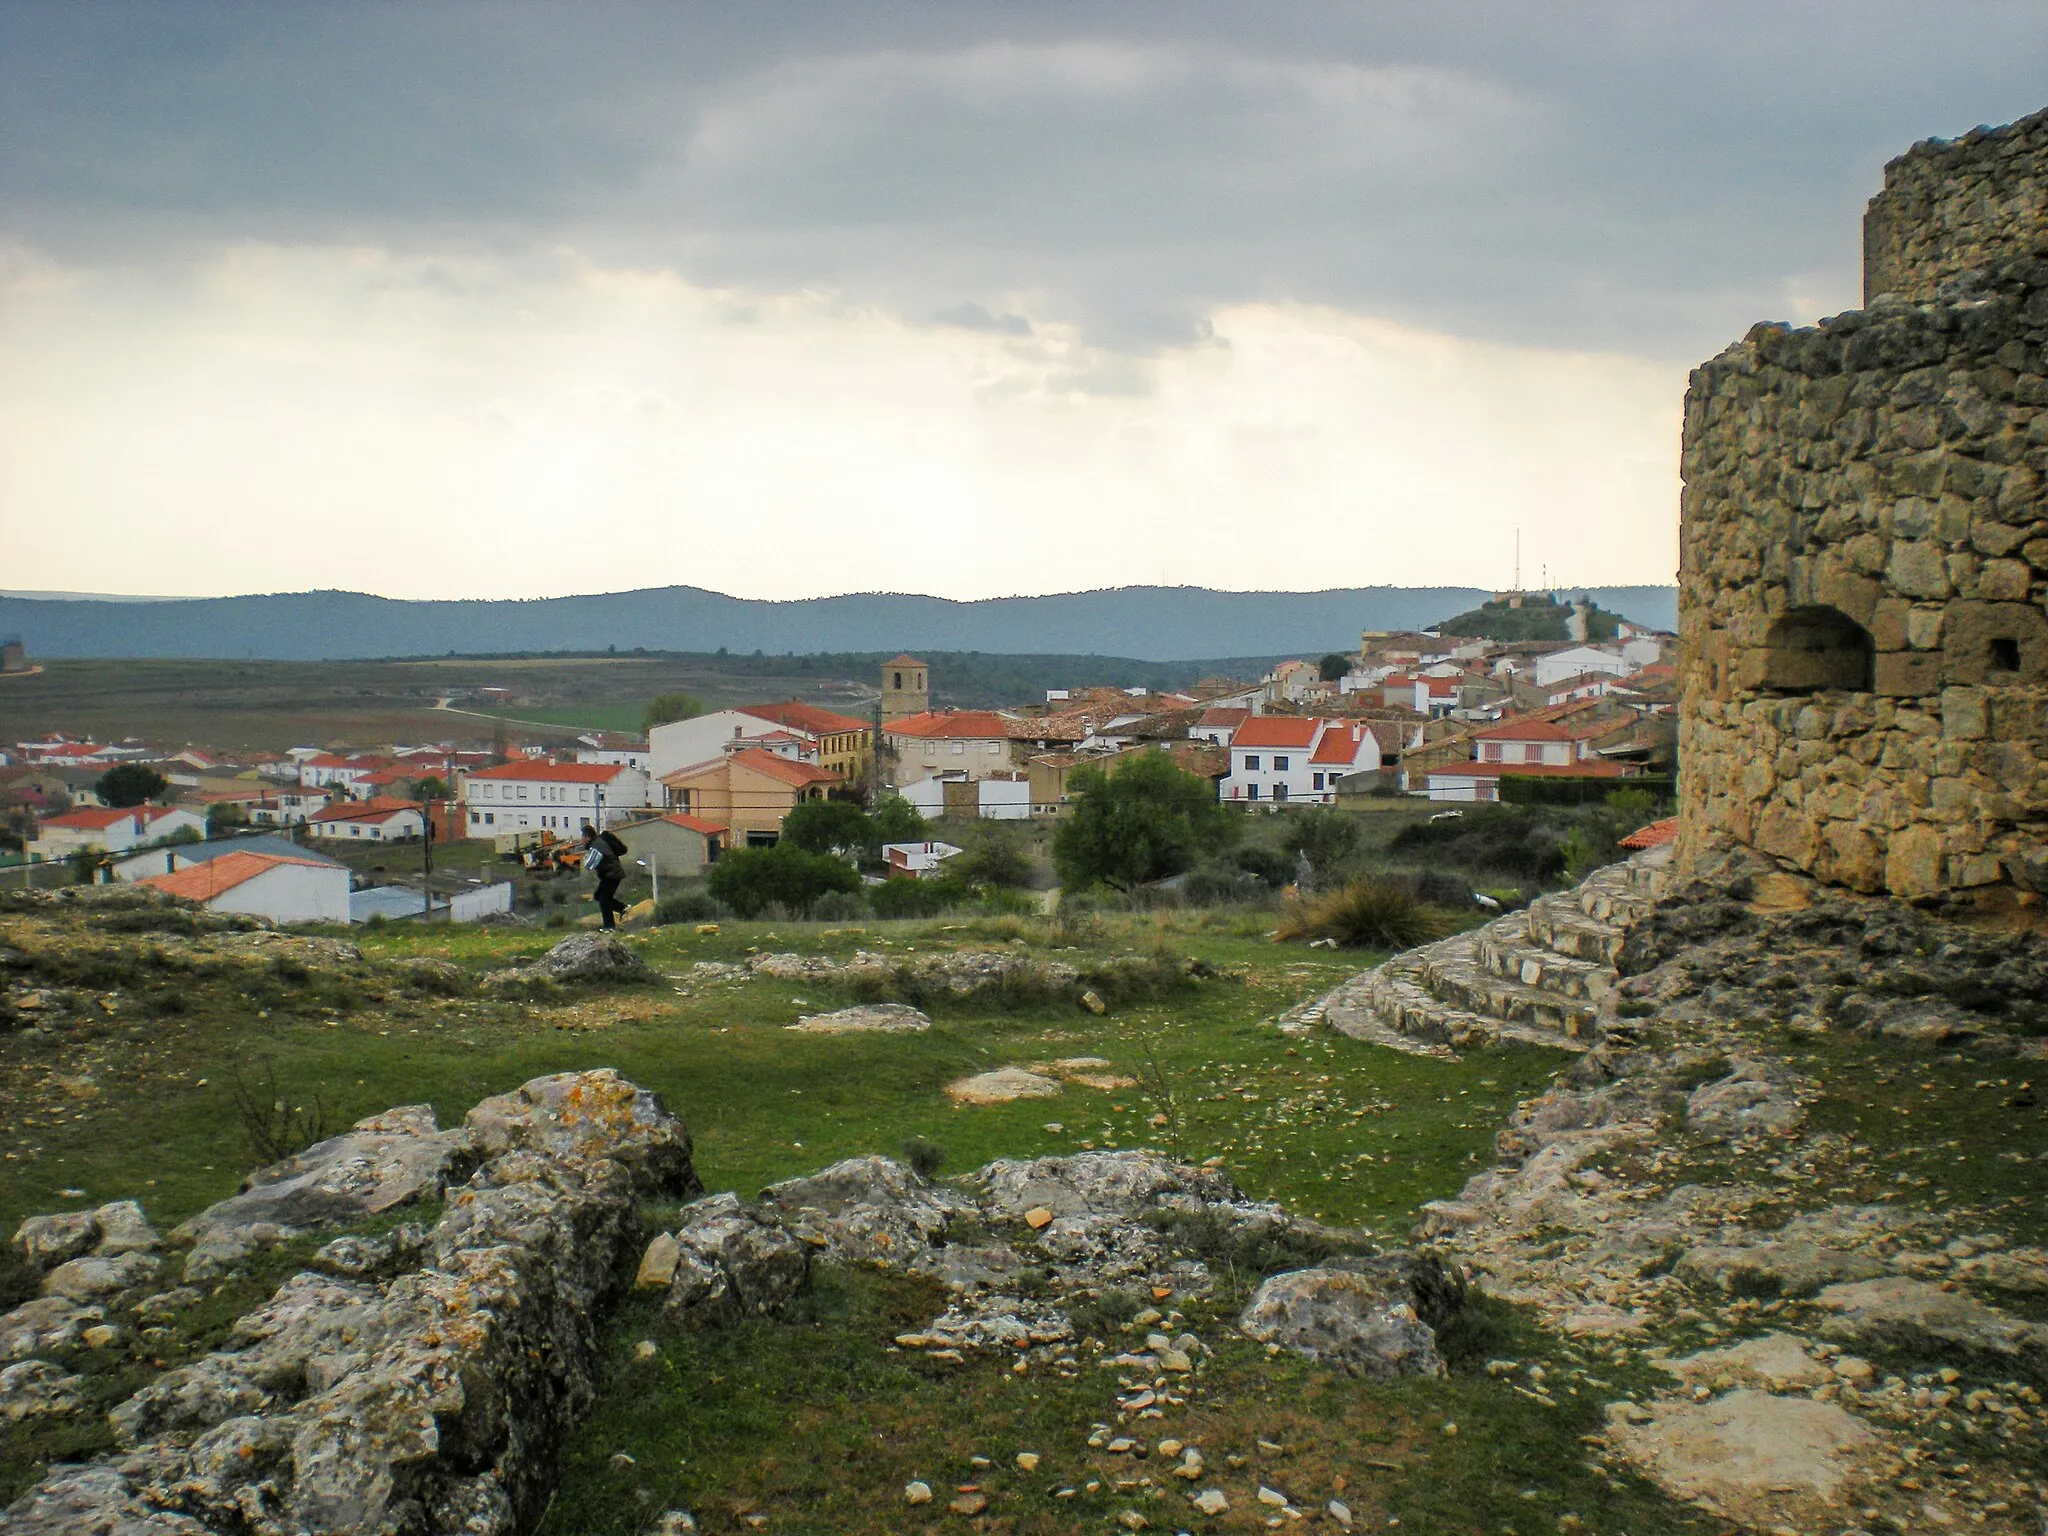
[0,584,1676,664]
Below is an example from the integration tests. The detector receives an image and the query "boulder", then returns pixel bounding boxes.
[0,1360,85,1425]
[40,1251,160,1302]
[972,1151,1244,1224]
[757,1155,959,1264]
[1684,1069,1804,1138]
[785,1004,931,1034]
[91,1201,162,1256]
[465,1069,699,1199]
[0,1297,102,1364]
[10,1210,99,1270]
[1656,1332,1832,1392]
[483,932,652,989]
[945,1067,1062,1105]
[171,1105,470,1276]
[1237,1257,1463,1379]
[662,1194,810,1325]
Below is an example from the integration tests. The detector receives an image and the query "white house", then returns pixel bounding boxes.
[297,753,394,791]
[459,761,651,836]
[1189,707,1252,746]
[882,841,963,879]
[1220,717,1383,806]
[574,734,652,772]
[881,711,1018,785]
[1531,646,1631,689]
[137,850,351,924]
[306,798,426,842]
[648,703,871,783]
[246,786,333,825]
[28,805,208,860]
[112,833,347,884]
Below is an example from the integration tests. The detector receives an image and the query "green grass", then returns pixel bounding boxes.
[1,902,1716,1531]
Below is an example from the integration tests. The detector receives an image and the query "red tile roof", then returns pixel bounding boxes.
[1309,722,1375,765]
[1196,707,1252,729]
[1473,717,1575,742]
[1428,761,1636,779]
[41,806,184,831]
[885,711,1015,740]
[1620,817,1679,850]
[465,760,636,784]
[1232,716,1320,749]
[658,813,729,836]
[139,850,334,902]
[738,700,870,736]
[665,750,840,789]
[310,797,422,824]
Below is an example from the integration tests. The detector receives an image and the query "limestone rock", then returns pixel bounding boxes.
[784,1003,931,1034]
[0,1296,102,1364]
[1815,1275,2048,1366]
[173,1103,472,1268]
[1673,1239,1885,1299]
[636,1232,682,1289]
[1657,1332,1832,1392]
[1605,1390,1877,1527]
[1684,1070,1804,1138]
[757,1155,959,1264]
[972,1151,1243,1224]
[1236,1260,1461,1379]
[40,1251,160,1302]
[483,931,652,989]
[0,1359,85,1424]
[663,1194,809,1325]
[465,1068,700,1199]
[946,1067,1061,1105]
[10,1210,99,1270]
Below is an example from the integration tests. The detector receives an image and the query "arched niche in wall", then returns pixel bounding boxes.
[1761,606,1874,694]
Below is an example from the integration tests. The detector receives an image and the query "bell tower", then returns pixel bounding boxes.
[880,654,929,723]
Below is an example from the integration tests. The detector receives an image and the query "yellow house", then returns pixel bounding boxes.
[659,749,841,846]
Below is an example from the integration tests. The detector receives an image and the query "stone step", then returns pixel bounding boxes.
[1577,863,1655,927]
[1415,936,1602,1039]
[1524,894,1629,966]
[1469,925,1614,1001]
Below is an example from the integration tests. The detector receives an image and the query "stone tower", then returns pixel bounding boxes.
[1677,106,2048,905]
[880,654,929,724]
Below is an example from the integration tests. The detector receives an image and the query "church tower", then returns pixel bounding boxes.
[880,655,929,723]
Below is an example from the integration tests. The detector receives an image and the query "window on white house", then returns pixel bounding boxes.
[1274,756,1289,771]
[1246,784,1260,801]
[1244,755,1261,771]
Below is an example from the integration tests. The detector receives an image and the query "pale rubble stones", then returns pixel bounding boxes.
[784,1003,931,1034]
[1605,1389,1878,1527]
[0,1464,213,1536]
[1190,1488,1229,1515]
[636,1232,683,1289]
[465,1068,700,1198]
[1673,1239,1887,1299]
[1814,1275,2048,1367]
[1237,1264,1452,1380]
[1657,1332,1833,1393]
[662,1193,810,1325]
[758,1155,961,1266]
[904,1480,933,1505]
[1684,1069,1806,1139]
[0,1296,104,1363]
[0,1359,86,1424]
[946,1067,1062,1105]
[12,1200,162,1272]
[1957,1245,2048,1294]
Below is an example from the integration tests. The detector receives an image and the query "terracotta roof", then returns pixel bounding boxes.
[1309,722,1375,765]
[41,806,184,831]
[1620,817,1679,850]
[883,654,927,667]
[885,711,1015,740]
[310,797,422,824]
[1232,716,1320,749]
[659,813,729,836]
[1196,707,1252,728]
[139,850,334,902]
[739,700,870,736]
[465,760,634,784]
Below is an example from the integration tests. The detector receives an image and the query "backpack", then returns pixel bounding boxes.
[600,829,628,858]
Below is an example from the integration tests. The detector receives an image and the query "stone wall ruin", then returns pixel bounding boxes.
[1677,106,2048,903]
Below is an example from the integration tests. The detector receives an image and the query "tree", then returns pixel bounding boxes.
[643,693,705,733]
[1285,807,1362,885]
[869,794,925,848]
[1053,753,1235,891]
[780,798,873,856]
[206,802,249,835]
[950,824,1033,888]
[1318,653,1352,682]
[414,775,450,801]
[97,763,167,808]
[706,844,862,918]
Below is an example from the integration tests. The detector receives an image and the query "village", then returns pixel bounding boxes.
[0,594,1675,928]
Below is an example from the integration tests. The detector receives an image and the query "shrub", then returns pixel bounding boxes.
[707,844,862,918]
[949,825,1033,889]
[869,877,951,919]
[1388,805,1566,881]
[1275,880,1448,950]
[1053,753,1236,891]
[97,762,168,808]
[1286,807,1362,884]
[780,799,875,857]
[1233,845,1298,888]
[653,889,727,925]
[809,889,871,922]
[901,1136,946,1180]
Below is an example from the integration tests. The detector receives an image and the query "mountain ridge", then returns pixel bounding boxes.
[0,583,1677,664]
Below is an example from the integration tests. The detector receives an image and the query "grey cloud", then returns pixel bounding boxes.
[932,301,1034,336]
[4,2,2047,360]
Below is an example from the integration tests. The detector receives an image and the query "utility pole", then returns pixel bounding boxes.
[421,799,434,919]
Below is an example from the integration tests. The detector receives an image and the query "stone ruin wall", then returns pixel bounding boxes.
[1677,109,2048,904]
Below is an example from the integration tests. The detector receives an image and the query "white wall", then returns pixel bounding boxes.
[448,882,515,921]
[308,810,424,841]
[460,769,649,836]
[210,863,352,923]
[1532,647,1629,687]
[649,711,796,779]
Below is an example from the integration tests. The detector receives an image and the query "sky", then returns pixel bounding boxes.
[3,4,2045,603]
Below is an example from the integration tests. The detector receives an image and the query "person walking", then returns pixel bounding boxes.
[582,821,626,930]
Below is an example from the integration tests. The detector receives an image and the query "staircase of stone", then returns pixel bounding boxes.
[1285,849,1668,1058]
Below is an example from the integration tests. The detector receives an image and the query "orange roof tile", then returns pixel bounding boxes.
[310,797,422,823]
[1619,817,1679,849]
[739,700,871,736]
[139,850,334,902]
[1309,722,1374,765]
[1232,716,1320,749]
[885,711,1015,740]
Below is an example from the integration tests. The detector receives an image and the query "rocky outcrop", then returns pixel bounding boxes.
[481,932,652,990]
[784,1003,931,1034]
[1237,1256,1464,1379]
[0,1069,698,1536]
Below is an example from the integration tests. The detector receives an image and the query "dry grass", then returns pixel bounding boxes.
[1274,881,1451,951]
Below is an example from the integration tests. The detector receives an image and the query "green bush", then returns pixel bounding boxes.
[1388,805,1566,880]
[809,889,871,922]
[1053,753,1235,891]
[780,799,875,857]
[1285,807,1362,883]
[706,845,861,918]
[653,889,727,925]
[868,878,951,919]
[1500,773,1674,807]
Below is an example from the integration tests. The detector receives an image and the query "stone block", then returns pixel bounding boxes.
[1886,538,1952,598]
[1979,557,2035,601]
[1884,824,1946,898]
[1905,604,1946,649]
[1944,600,2048,685]
[1941,686,1988,740]
[1874,650,1943,697]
